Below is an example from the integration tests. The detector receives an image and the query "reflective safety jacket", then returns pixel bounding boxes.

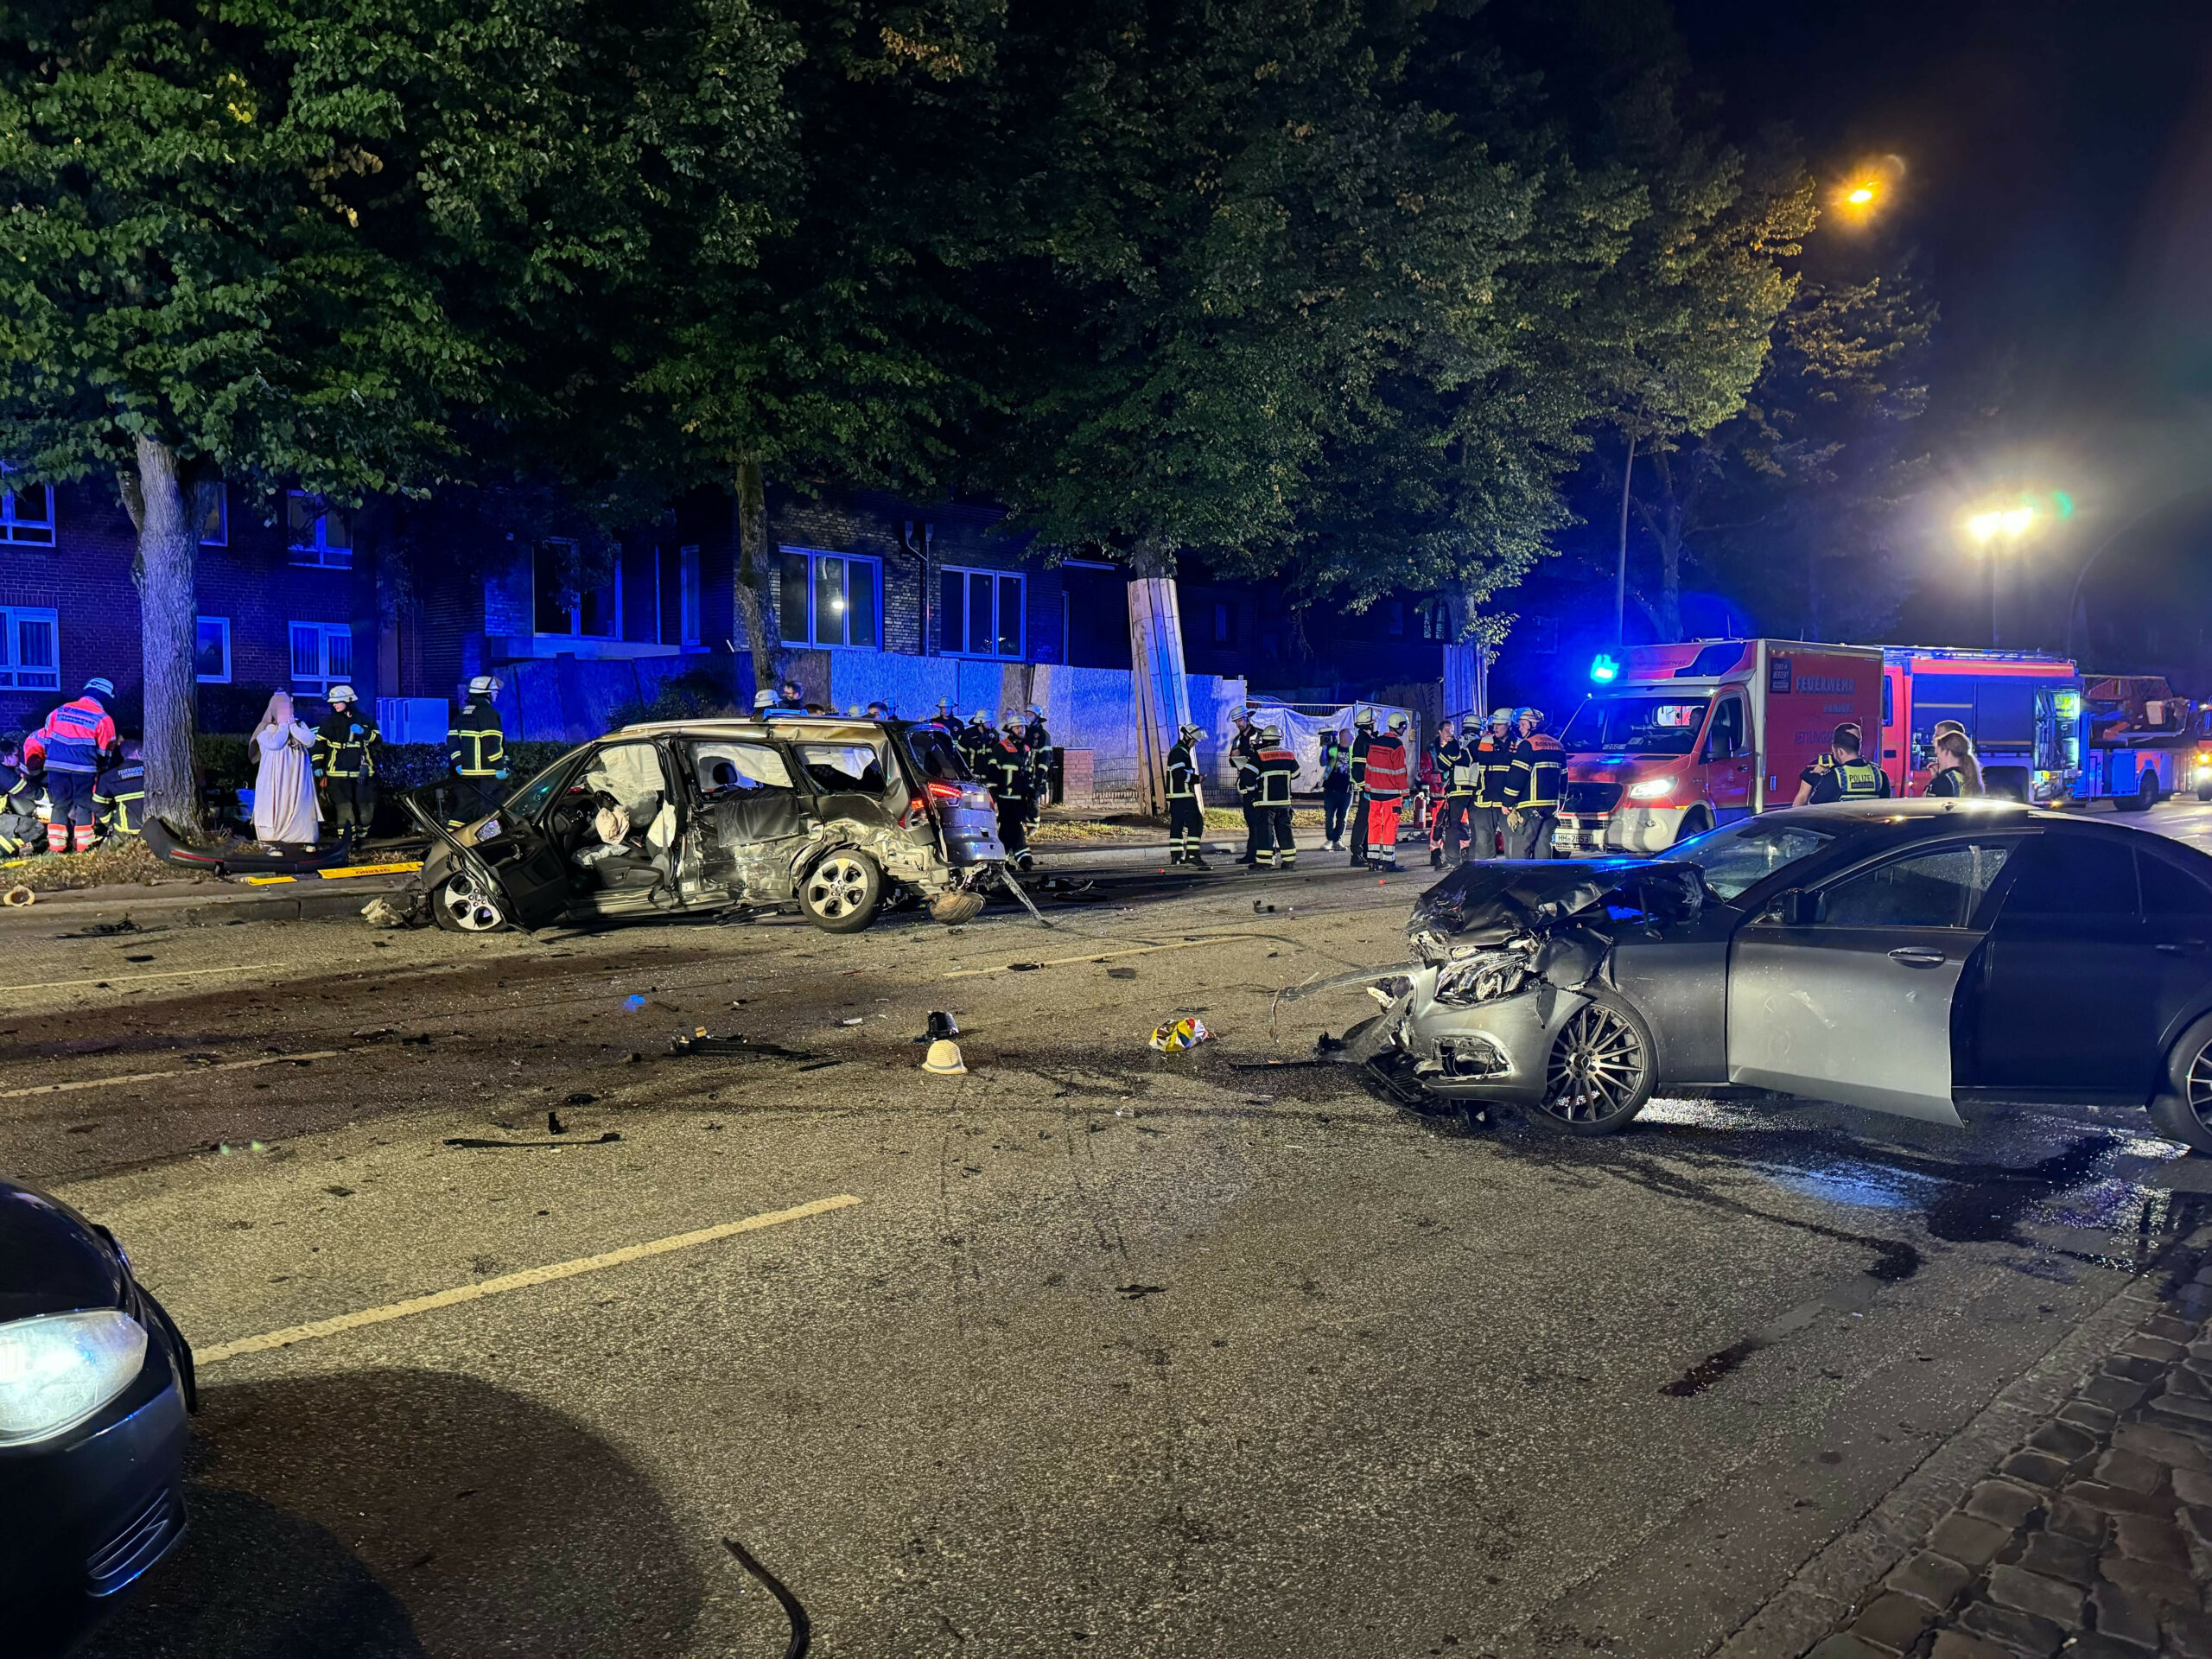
[1319,737,1351,785]
[313,707,381,779]
[1503,732,1567,810]
[1166,741,1200,800]
[1255,743,1298,806]
[981,739,1033,803]
[1472,733,1516,807]
[0,763,40,855]
[93,760,146,835]
[448,697,505,779]
[26,695,117,775]
[1352,731,1408,799]
[1024,716,1052,753]
[1810,757,1890,804]
[1436,736,1478,798]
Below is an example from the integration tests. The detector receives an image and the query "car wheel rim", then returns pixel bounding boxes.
[806,856,871,918]
[2186,1042,2212,1129]
[1541,1005,1646,1123]
[442,877,502,932]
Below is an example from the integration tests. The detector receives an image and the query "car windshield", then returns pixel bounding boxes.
[502,753,584,823]
[1561,696,1711,756]
[1658,819,1837,901]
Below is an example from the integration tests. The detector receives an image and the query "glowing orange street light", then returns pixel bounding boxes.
[1846,181,1878,207]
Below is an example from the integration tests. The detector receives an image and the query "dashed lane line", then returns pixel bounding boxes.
[195,1194,865,1366]
[0,1049,343,1100]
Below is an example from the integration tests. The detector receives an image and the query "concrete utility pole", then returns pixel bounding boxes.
[1125,536,1192,817]
[1615,433,1636,646]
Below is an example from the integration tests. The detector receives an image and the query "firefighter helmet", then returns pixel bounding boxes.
[1488,708,1514,728]
[83,677,115,700]
[1516,706,1543,727]
[1387,711,1408,733]
[1259,723,1281,743]
[1353,708,1376,728]
[753,689,777,709]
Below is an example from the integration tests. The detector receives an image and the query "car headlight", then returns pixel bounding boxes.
[0,1310,148,1446]
[1626,778,1675,801]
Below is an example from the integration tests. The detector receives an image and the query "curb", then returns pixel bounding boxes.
[0,880,409,930]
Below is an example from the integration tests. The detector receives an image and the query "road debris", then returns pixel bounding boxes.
[923,1039,967,1076]
[668,1032,817,1061]
[1147,1016,1211,1053]
[443,1131,623,1148]
[1106,966,1138,980]
[2,884,33,907]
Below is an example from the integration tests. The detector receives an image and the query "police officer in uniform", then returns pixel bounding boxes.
[92,741,147,839]
[983,714,1037,870]
[312,683,382,843]
[1166,722,1210,868]
[1792,722,1865,806]
[1432,720,1477,867]
[1253,723,1299,869]
[1804,724,1891,804]
[1502,706,1566,858]
[447,674,508,828]
[1469,707,1516,861]
[1319,727,1352,849]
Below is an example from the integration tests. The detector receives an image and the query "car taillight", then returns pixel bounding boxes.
[901,795,931,830]
[925,780,963,803]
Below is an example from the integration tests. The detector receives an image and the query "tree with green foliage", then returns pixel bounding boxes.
[0,0,791,821]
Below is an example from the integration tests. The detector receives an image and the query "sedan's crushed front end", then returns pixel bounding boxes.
[1368,861,1705,1111]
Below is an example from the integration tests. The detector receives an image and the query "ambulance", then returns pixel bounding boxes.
[1552,639,1885,854]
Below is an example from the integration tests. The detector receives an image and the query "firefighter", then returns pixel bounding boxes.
[25,676,118,853]
[313,683,381,843]
[1805,723,1891,804]
[0,734,43,857]
[1502,706,1566,859]
[92,741,147,839]
[1431,719,1478,868]
[931,696,957,726]
[1351,710,1410,871]
[1021,703,1053,817]
[1791,721,1866,806]
[1023,702,1052,753]
[446,674,508,829]
[866,699,893,721]
[1166,721,1210,868]
[1253,722,1300,870]
[1229,708,1263,862]
[1469,707,1516,862]
[961,709,996,772]
[983,714,1037,870]
[1319,727,1352,850]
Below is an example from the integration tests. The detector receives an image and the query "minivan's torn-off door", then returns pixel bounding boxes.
[401,790,572,930]
[1725,838,2019,1125]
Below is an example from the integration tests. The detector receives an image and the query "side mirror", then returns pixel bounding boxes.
[1778,888,1821,927]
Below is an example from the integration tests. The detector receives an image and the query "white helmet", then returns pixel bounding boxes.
[1387,711,1408,733]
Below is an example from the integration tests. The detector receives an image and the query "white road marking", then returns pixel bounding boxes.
[0,961,288,995]
[195,1194,864,1366]
[0,1050,342,1100]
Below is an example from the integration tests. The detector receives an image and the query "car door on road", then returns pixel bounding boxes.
[1727,836,2020,1123]
[1969,831,2212,1102]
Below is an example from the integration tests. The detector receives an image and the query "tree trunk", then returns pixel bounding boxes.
[733,457,779,702]
[130,438,200,827]
[1614,432,1637,645]
[1657,537,1684,643]
[1125,535,1192,817]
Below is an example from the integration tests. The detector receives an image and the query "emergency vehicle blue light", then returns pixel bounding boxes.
[1589,653,1620,684]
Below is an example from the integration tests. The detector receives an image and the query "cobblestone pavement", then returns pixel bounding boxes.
[1808,1223,2212,1659]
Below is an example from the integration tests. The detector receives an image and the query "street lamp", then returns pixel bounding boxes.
[1962,501,2038,647]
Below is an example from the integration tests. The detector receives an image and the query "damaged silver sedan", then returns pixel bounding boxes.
[1363,801,2212,1152]
[400,715,1003,934]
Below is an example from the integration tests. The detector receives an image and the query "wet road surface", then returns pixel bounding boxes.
[3,832,2206,1657]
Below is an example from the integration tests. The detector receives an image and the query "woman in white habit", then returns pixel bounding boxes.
[250,691,322,850]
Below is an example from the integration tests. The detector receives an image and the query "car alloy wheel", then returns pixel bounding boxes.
[438,874,505,932]
[2186,1040,2212,1134]
[1539,1003,1647,1128]
[805,855,872,919]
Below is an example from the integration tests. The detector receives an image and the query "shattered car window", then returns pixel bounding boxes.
[1561,696,1711,756]
[691,741,792,794]
[503,755,580,823]
[904,727,969,783]
[798,742,887,794]
[1658,821,1834,901]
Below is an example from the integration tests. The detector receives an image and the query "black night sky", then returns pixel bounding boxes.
[1672,0,2212,674]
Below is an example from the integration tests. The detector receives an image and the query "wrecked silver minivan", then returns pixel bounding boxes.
[1363,860,1708,1133]
[400,715,1003,934]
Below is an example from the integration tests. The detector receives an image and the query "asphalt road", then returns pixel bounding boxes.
[12,802,2212,1659]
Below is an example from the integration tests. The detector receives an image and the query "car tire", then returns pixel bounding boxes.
[2198,785,2212,803]
[431,871,508,932]
[1669,807,1711,849]
[800,849,884,933]
[1531,990,1655,1135]
[2150,1014,2212,1155]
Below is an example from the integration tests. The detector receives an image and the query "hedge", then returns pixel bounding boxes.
[196,736,576,796]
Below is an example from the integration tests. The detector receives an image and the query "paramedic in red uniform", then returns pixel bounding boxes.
[24,676,119,853]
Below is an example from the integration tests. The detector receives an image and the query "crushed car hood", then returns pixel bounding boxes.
[1407,858,1707,961]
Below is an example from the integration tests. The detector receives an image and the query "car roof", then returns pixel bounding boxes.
[614,716,913,740]
[1752,798,2212,864]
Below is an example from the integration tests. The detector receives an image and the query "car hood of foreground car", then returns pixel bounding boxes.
[0,1180,129,1325]
[1407,858,1707,961]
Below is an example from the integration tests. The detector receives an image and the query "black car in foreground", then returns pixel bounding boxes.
[1370,799,2212,1150]
[1,1179,194,1656]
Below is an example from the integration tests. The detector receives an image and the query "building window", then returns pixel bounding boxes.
[200,486,227,546]
[194,617,232,683]
[779,549,880,648]
[939,566,1024,658]
[1420,600,1453,642]
[532,540,620,639]
[653,544,702,646]
[0,605,59,690]
[0,480,54,546]
[289,621,353,694]
[679,545,702,646]
[287,492,353,569]
[1214,602,1231,645]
